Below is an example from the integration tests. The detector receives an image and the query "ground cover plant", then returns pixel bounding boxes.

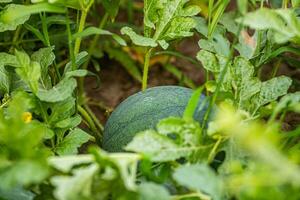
[0,0,300,199]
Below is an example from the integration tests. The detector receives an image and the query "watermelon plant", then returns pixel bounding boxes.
[0,0,300,199]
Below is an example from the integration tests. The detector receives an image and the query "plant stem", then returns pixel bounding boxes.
[83,104,104,131]
[283,0,289,8]
[207,136,222,163]
[84,13,109,69]
[0,32,70,46]
[78,13,109,96]
[40,13,50,46]
[207,0,214,37]
[261,46,300,66]
[260,0,264,8]
[40,12,61,81]
[37,101,55,148]
[271,58,281,78]
[9,26,22,53]
[208,0,229,38]
[65,9,76,70]
[77,105,102,144]
[1,3,65,24]
[142,48,153,91]
[205,69,210,95]
[127,0,134,23]
[74,10,88,56]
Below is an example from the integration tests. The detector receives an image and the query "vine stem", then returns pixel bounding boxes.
[41,12,61,81]
[77,105,102,144]
[78,13,109,97]
[83,104,104,131]
[74,10,88,56]
[283,0,289,8]
[65,9,76,69]
[142,48,153,91]
[84,13,109,68]
[271,58,282,78]
[207,136,222,163]
[9,26,22,53]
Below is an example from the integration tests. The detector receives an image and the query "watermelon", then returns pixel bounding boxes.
[103,86,210,152]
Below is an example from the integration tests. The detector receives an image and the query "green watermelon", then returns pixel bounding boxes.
[103,86,210,152]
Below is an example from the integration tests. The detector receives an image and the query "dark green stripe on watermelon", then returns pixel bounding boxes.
[103,86,210,152]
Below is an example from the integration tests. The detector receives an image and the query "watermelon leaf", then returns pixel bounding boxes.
[37,78,77,103]
[0,67,11,95]
[51,164,98,200]
[122,0,200,49]
[255,76,292,108]
[238,8,300,44]
[197,50,220,72]
[0,92,50,189]
[125,130,185,162]
[91,148,140,190]
[0,3,65,32]
[173,164,223,200]
[272,92,300,119]
[0,52,18,67]
[126,121,207,162]
[121,27,157,47]
[15,50,41,94]
[72,27,126,46]
[48,155,94,173]
[138,182,171,200]
[0,187,35,200]
[31,47,55,89]
[55,128,92,155]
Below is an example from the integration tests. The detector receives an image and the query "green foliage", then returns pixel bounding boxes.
[197,50,292,114]
[121,27,157,47]
[122,0,200,49]
[0,3,65,32]
[51,164,99,200]
[0,92,51,189]
[55,128,91,155]
[42,0,94,11]
[126,116,209,162]
[239,8,300,44]
[126,129,188,162]
[120,0,201,90]
[37,78,77,102]
[173,164,223,200]
[72,26,126,46]
[137,182,170,200]
[49,148,141,200]
[0,187,34,200]
[15,50,41,94]
[183,86,204,120]
[0,0,299,199]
